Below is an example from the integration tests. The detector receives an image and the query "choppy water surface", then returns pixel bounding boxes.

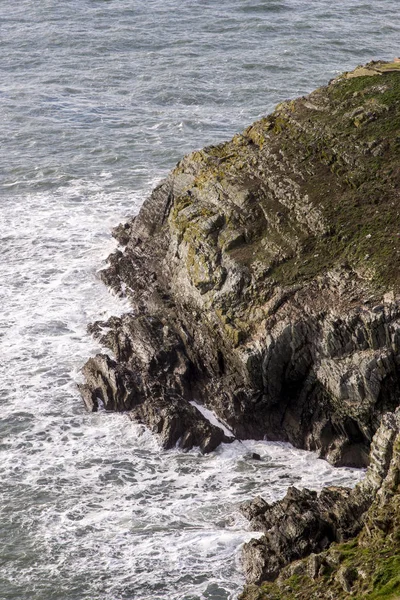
[1,1,399,598]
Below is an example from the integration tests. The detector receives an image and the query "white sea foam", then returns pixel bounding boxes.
[190,401,234,438]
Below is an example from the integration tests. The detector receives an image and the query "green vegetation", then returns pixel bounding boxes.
[239,535,400,600]
[170,62,400,311]
[264,67,400,291]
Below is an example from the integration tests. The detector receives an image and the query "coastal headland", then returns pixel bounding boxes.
[80,61,400,598]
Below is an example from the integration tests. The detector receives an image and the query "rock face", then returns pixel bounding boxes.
[239,408,400,599]
[80,61,400,465]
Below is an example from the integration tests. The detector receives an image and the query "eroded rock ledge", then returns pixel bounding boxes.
[80,60,400,468]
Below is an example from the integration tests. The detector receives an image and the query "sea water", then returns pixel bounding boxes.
[1,1,399,598]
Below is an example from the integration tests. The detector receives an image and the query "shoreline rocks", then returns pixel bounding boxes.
[240,408,400,585]
[239,407,400,598]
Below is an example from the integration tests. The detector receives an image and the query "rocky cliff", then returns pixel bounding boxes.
[80,60,400,598]
[80,60,400,469]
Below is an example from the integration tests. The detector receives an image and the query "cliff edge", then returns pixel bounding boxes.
[80,60,400,468]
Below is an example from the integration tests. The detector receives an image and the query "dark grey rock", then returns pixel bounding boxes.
[240,408,400,584]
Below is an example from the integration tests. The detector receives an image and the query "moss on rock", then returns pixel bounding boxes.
[162,65,400,354]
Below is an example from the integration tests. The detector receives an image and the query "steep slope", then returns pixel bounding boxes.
[80,61,400,467]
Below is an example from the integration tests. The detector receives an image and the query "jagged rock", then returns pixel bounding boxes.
[239,407,400,596]
[80,320,233,453]
[112,221,133,246]
[240,486,354,583]
[79,354,140,412]
[335,565,358,593]
[128,388,231,453]
[81,61,400,461]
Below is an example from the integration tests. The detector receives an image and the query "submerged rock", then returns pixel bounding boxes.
[81,61,400,461]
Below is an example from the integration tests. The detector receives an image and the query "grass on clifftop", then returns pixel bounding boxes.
[240,531,400,600]
[262,64,400,293]
[174,62,400,301]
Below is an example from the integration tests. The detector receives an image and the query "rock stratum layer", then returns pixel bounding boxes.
[80,61,400,598]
